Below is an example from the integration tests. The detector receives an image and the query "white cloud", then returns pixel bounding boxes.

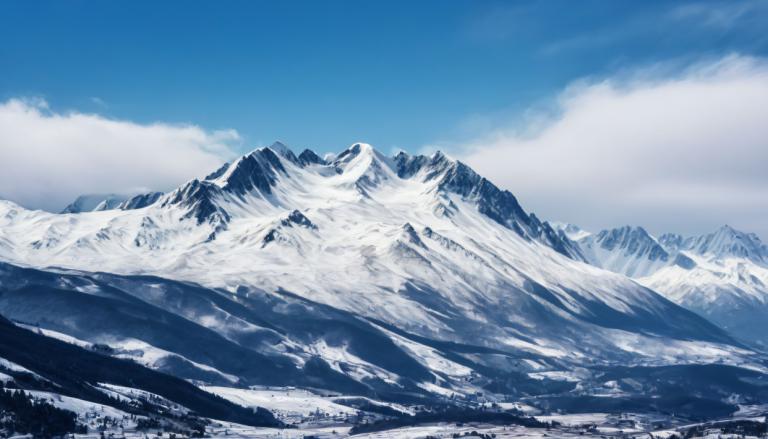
[0,98,240,211]
[455,55,768,239]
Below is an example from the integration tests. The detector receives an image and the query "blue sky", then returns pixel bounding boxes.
[2,0,766,152]
[1,1,767,238]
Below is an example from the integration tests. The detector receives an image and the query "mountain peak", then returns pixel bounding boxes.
[334,142,375,164]
[117,191,164,210]
[234,141,300,166]
[215,148,287,193]
[658,232,684,251]
[390,149,582,259]
[719,224,737,233]
[297,149,326,166]
[577,225,670,277]
[593,225,661,251]
[331,143,397,191]
[60,193,130,213]
[685,224,768,263]
[267,140,293,156]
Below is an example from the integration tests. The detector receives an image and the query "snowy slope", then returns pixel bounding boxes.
[0,315,281,427]
[640,254,768,348]
[569,224,768,348]
[0,142,762,402]
[202,386,358,421]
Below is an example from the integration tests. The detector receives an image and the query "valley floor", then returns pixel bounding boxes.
[33,387,768,439]
[51,415,768,439]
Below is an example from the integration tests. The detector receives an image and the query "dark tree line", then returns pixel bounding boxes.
[349,407,551,434]
[0,383,84,437]
[0,314,281,428]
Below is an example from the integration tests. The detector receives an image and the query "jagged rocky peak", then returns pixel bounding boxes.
[683,225,768,263]
[400,222,426,248]
[268,140,292,155]
[62,191,164,214]
[280,210,317,230]
[331,143,399,194]
[150,142,581,259]
[395,151,525,221]
[118,191,164,210]
[334,142,368,164]
[93,197,124,211]
[572,225,672,277]
[204,140,295,184]
[394,149,581,259]
[200,144,295,200]
[261,228,280,247]
[658,232,684,252]
[220,148,288,196]
[162,178,229,226]
[656,226,768,264]
[267,140,302,164]
[162,148,288,226]
[335,142,398,167]
[262,210,318,248]
[592,226,669,260]
[204,161,232,181]
[297,149,326,166]
[436,159,580,257]
[331,143,377,171]
[393,150,448,179]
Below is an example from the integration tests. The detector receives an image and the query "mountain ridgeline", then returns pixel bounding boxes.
[144,143,582,259]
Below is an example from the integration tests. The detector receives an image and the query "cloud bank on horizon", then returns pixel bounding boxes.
[0,98,240,212]
[456,55,768,239]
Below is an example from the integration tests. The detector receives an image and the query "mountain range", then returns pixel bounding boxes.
[1,142,767,425]
[556,222,768,348]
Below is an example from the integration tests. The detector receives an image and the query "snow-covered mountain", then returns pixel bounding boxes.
[565,224,768,348]
[0,142,764,408]
[550,222,591,241]
[60,193,129,213]
[60,192,164,213]
[574,226,672,278]
[660,225,768,265]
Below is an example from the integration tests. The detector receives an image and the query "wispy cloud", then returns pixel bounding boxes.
[0,99,240,211]
[89,96,108,108]
[531,1,768,56]
[446,55,768,239]
[668,1,766,29]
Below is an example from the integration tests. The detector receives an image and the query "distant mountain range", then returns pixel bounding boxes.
[1,141,767,422]
[60,192,164,213]
[554,222,768,348]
